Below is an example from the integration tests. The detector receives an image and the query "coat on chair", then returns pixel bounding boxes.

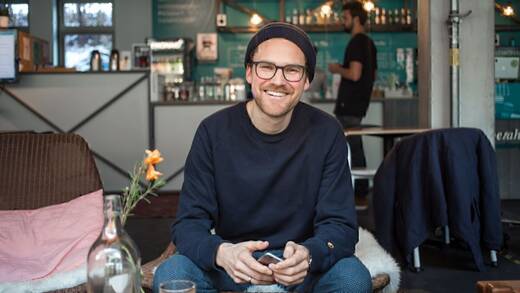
[373,128,502,271]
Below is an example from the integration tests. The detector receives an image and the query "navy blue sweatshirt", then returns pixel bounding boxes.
[172,101,358,274]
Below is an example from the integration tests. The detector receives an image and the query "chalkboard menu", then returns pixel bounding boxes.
[153,0,216,39]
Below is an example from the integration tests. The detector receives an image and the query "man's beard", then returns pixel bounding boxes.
[344,26,352,33]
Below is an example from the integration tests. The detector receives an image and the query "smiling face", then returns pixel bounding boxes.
[245,38,310,124]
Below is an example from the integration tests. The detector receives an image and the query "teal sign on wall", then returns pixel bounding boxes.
[152,0,417,90]
[496,83,520,119]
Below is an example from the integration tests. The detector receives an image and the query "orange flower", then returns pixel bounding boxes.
[146,164,163,181]
[144,149,164,166]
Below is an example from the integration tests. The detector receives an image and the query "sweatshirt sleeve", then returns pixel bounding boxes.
[302,128,358,273]
[171,122,224,271]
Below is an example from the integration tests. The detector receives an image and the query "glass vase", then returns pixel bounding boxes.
[87,194,141,293]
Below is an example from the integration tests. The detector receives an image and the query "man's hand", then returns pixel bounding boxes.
[269,241,310,286]
[216,241,275,285]
[328,63,343,74]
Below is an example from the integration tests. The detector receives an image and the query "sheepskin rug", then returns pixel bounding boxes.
[355,227,401,293]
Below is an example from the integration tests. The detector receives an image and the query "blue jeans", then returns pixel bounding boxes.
[153,253,372,293]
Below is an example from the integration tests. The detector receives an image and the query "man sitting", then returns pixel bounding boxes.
[153,22,372,293]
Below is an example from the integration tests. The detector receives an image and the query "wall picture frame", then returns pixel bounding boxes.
[196,33,217,61]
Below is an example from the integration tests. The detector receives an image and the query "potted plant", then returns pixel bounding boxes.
[0,4,10,28]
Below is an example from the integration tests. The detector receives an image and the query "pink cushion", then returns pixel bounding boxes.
[0,189,103,282]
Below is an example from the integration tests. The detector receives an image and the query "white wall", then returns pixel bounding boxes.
[458,0,495,139]
[0,73,149,192]
[418,0,494,141]
[114,0,152,50]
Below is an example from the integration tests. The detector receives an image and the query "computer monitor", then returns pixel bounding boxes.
[0,30,18,83]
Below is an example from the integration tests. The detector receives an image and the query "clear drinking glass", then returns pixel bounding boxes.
[87,194,142,293]
[159,280,196,293]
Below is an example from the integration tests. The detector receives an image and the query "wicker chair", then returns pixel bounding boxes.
[0,131,103,293]
[142,243,391,292]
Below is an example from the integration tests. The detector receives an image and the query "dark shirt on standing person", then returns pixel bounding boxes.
[334,33,377,117]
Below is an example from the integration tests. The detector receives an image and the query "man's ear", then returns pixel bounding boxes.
[245,65,253,84]
[304,76,310,91]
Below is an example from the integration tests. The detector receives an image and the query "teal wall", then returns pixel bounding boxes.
[496,83,520,119]
[495,1,520,121]
[496,0,520,46]
[153,0,417,91]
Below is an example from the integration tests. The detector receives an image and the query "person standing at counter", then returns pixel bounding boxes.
[153,22,372,293]
[328,1,377,210]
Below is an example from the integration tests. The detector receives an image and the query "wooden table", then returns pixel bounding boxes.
[345,127,430,155]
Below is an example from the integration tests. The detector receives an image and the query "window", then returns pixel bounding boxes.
[2,1,29,28]
[59,0,114,71]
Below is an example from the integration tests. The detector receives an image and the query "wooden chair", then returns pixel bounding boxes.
[141,243,391,292]
[0,131,103,292]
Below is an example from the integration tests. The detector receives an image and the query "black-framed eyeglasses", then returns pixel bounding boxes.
[251,61,306,82]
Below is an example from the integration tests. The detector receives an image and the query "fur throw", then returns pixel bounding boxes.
[355,227,401,293]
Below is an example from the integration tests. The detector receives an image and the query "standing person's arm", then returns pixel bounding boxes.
[328,35,366,82]
[328,61,362,81]
[302,128,358,273]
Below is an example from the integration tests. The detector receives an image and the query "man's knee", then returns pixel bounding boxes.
[320,256,372,293]
[153,255,200,291]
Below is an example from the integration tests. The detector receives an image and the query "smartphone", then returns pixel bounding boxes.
[257,252,284,265]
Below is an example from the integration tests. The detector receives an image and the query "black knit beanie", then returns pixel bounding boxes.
[244,22,316,82]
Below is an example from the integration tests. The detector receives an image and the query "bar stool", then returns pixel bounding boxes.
[346,141,376,199]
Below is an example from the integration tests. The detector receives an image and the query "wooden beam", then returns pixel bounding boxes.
[495,3,520,25]
[221,0,272,22]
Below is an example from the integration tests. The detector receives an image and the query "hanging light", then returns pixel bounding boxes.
[320,4,332,17]
[250,13,263,26]
[363,1,375,12]
[503,3,514,16]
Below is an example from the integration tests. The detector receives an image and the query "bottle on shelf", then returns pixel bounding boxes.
[314,10,322,25]
[306,9,313,25]
[292,9,299,25]
[299,9,305,25]
[198,77,205,101]
[374,7,380,25]
[388,9,393,25]
[109,49,120,71]
[87,195,141,293]
[401,8,407,25]
[381,8,387,25]
[406,9,413,25]
[90,50,102,72]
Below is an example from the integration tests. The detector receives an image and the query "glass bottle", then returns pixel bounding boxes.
[374,7,380,25]
[90,50,102,71]
[298,9,305,25]
[305,9,312,25]
[87,195,141,293]
[109,49,120,71]
[292,9,299,25]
